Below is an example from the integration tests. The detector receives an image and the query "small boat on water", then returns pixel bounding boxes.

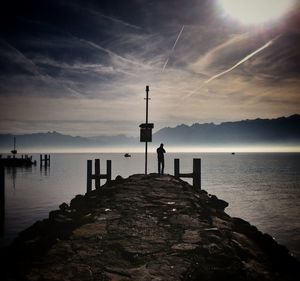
[0,157,36,167]
[0,137,36,167]
[124,153,131,158]
[232,152,235,155]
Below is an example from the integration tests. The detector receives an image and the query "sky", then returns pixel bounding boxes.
[0,0,299,136]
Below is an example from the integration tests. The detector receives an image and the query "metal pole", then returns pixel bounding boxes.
[145,142,148,175]
[145,85,149,175]
[146,85,149,124]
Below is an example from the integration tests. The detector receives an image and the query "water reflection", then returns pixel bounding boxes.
[0,164,51,238]
[0,165,4,237]
[40,165,51,177]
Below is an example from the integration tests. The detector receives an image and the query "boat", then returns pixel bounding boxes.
[231,152,235,155]
[124,153,131,158]
[0,137,36,167]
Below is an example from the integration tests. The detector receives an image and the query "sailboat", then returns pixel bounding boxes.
[0,137,36,167]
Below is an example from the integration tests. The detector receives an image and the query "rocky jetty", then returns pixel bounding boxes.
[2,174,299,281]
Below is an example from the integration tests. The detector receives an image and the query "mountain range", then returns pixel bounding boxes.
[154,114,300,145]
[0,114,299,151]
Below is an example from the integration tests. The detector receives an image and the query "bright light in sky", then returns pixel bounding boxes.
[218,0,295,25]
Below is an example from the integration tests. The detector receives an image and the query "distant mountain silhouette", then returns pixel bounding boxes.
[153,114,300,145]
[0,115,299,151]
[0,131,136,151]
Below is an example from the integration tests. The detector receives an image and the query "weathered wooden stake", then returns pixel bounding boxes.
[40,154,50,167]
[0,165,5,237]
[87,160,92,193]
[106,160,112,182]
[95,159,101,189]
[174,158,201,189]
[174,158,180,178]
[193,158,201,189]
[86,159,112,193]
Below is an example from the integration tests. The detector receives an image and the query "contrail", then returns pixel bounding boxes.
[162,25,185,72]
[72,35,147,69]
[205,34,281,83]
[1,39,83,97]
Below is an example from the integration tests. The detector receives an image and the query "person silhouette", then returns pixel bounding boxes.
[156,143,166,175]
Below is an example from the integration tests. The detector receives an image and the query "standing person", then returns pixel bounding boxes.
[156,143,166,175]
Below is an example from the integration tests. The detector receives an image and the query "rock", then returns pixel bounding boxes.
[209,195,229,210]
[59,202,69,211]
[70,194,87,210]
[115,175,124,183]
[2,174,299,281]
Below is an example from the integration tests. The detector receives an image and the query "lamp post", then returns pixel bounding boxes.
[139,86,154,175]
[145,86,149,174]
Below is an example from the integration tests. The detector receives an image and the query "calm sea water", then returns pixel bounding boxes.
[1,153,299,259]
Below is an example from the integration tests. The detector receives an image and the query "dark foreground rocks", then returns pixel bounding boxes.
[1,174,299,281]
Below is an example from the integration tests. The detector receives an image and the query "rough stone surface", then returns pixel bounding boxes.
[1,174,299,281]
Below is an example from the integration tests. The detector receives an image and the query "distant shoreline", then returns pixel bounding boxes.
[1,148,300,154]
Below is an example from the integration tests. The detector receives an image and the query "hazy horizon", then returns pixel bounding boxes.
[1,144,300,154]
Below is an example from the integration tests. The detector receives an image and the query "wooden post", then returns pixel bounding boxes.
[0,165,4,237]
[174,159,180,178]
[95,159,100,189]
[106,160,112,182]
[87,160,92,193]
[193,158,201,189]
[86,159,112,192]
[40,154,50,167]
[174,158,201,189]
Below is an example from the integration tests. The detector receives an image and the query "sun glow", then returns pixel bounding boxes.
[218,0,296,25]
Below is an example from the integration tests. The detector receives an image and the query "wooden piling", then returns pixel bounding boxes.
[106,160,112,182]
[86,159,112,193]
[95,159,100,189]
[173,158,201,189]
[193,158,201,189]
[0,165,4,236]
[40,154,51,167]
[174,159,180,178]
[87,160,92,193]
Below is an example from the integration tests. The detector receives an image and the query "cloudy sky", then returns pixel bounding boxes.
[0,0,299,136]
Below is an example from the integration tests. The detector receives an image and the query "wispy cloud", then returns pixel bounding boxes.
[0,39,84,98]
[205,35,282,83]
